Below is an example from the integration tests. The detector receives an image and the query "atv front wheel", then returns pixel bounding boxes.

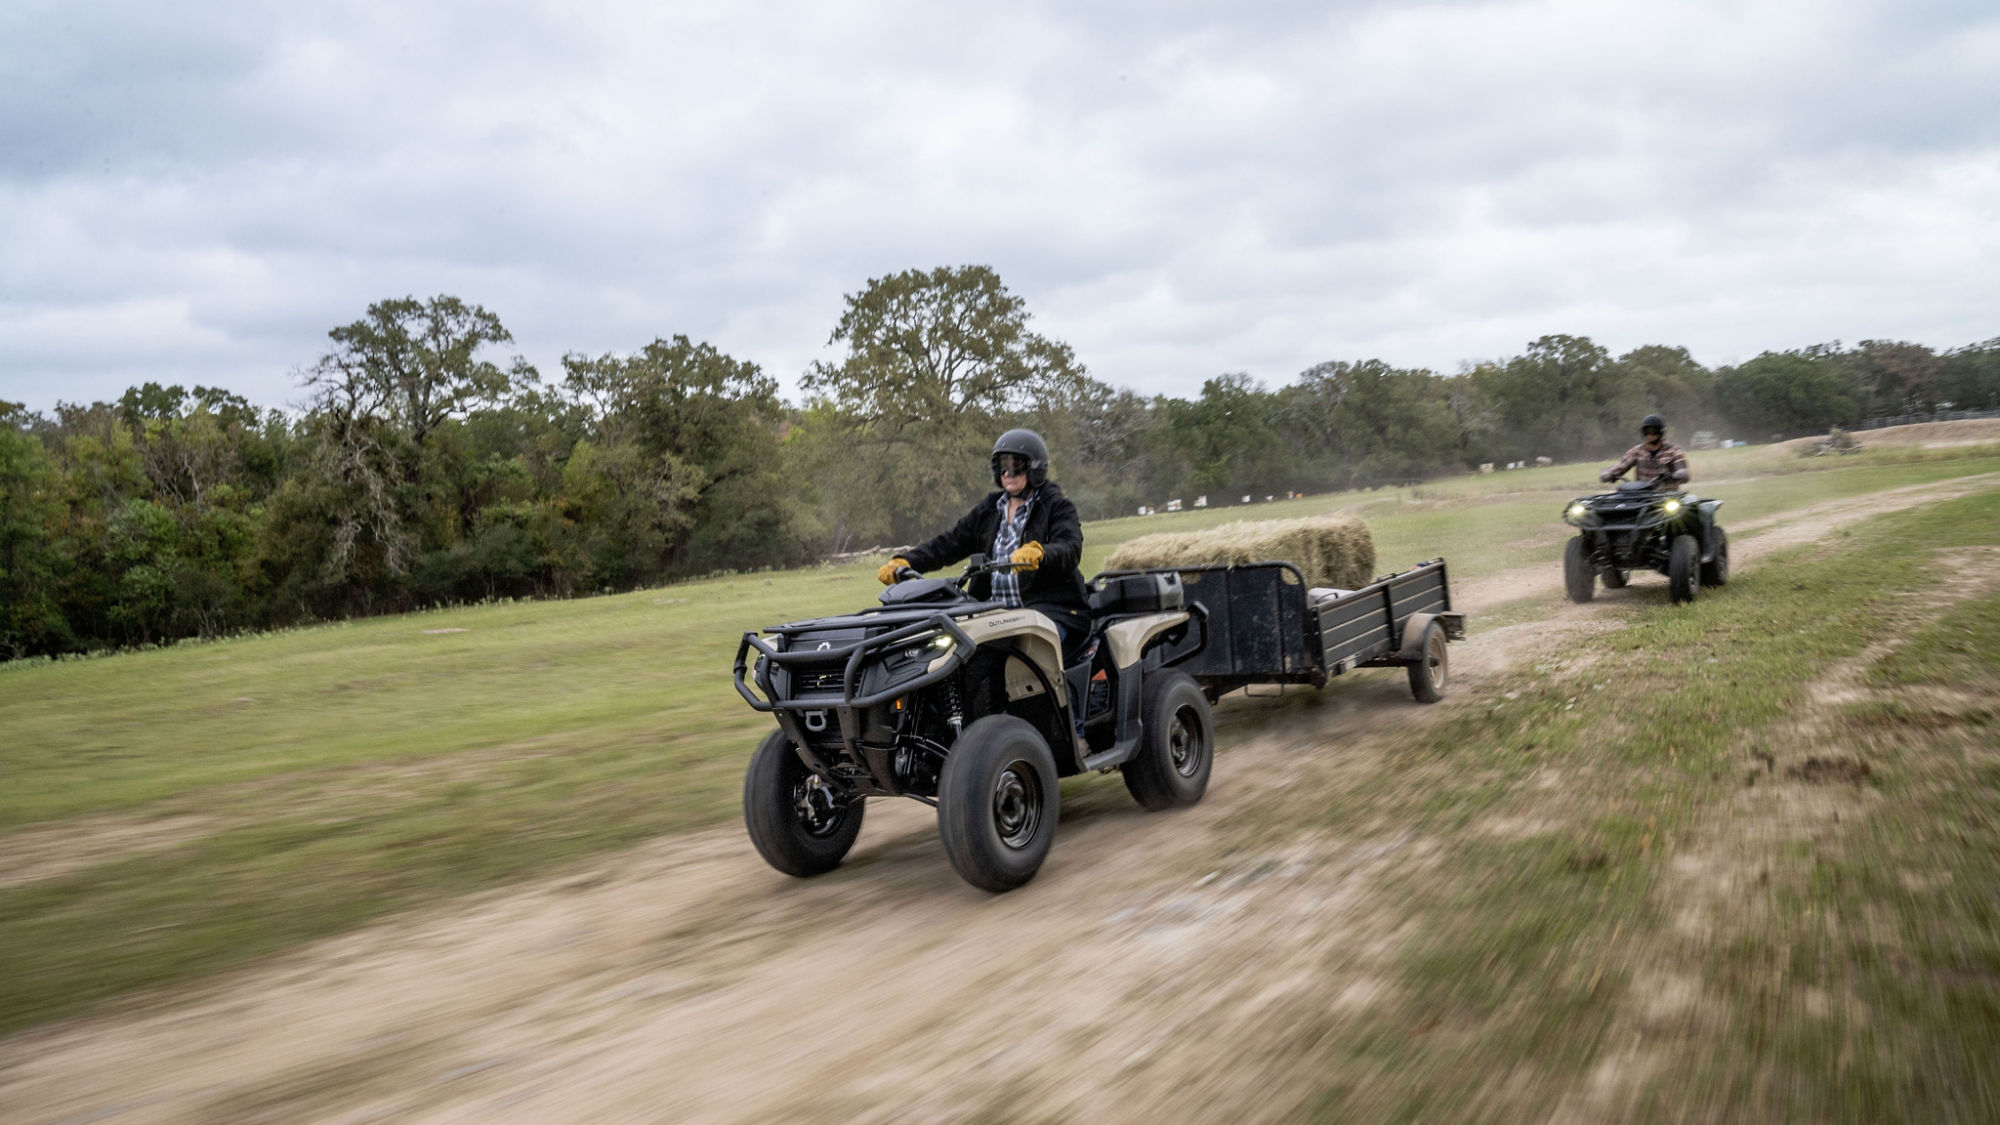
[938,715,1060,892]
[1564,536,1596,603]
[1701,527,1729,587]
[1123,670,1214,809]
[1668,533,1702,604]
[744,729,865,877]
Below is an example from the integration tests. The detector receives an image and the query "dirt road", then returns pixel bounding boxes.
[1,474,1991,1124]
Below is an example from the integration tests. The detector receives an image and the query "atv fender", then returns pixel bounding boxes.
[1698,500,1725,561]
[1101,610,1190,668]
[957,608,1069,710]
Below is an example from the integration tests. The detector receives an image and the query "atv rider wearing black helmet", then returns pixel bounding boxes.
[878,429,1091,661]
[1601,414,1692,486]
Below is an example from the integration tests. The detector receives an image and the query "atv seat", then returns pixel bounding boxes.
[1089,571,1185,617]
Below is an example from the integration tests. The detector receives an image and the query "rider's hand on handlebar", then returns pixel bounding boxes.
[877,557,914,585]
[1009,541,1044,572]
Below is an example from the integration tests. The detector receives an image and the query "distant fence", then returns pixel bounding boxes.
[1851,408,2000,431]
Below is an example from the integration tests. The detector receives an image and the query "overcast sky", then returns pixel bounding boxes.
[3,0,1997,414]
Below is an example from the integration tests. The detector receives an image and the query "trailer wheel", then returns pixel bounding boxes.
[937,716,1059,893]
[1407,621,1449,703]
[743,729,865,878]
[1563,536,1595,603]
[1701,527,1729,587]
[1668,533,1702,604]
[1123,670,1214,811]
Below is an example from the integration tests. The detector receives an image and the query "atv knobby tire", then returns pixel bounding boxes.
[938,715,1060,892]
[1406,620,1449,703]
[744,729,865,877]
[1600,566,1629,589]
[1564,536,1596,603]
[1123,670,1215,809]
[1668,533,1702,604]
[1701,527,1730,587]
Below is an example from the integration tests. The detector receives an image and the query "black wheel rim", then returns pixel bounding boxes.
[791,773,847,838]
[1168,703,1206,778]
[992,760,1043,849]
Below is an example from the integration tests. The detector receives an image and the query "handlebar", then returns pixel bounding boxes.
[890,553,1030,586]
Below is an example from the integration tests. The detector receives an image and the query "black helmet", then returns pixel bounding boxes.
[991,428,1051,487]
[1641,413,1667,436]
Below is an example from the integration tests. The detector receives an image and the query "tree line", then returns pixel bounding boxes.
[5,266,1998,659]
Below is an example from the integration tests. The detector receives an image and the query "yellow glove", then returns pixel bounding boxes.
[877,557,913,585]
[1010,541,1044,572]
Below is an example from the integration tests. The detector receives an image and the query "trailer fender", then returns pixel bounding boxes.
[1397,613,1445,660]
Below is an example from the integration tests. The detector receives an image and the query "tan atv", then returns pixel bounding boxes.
[734,555,1208,892]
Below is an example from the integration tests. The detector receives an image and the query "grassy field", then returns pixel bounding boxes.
[1226,489,2000,1121]
[2,442,1998,1040]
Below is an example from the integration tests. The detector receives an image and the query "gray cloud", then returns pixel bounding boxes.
[3,0,1998,414]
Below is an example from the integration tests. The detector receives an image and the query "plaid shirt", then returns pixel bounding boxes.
[1606,440,1690,484]
[988,488,1037,606]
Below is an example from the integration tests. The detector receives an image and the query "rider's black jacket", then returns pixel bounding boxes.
[902,482,1090,637]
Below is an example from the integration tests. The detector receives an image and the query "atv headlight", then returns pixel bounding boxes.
[1662,498,1682,515]
[924,632,959,672]
[1567,502,1588,520]
[899,632,956,660]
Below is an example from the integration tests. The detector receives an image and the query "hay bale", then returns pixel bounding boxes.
[1104,515,1376,590]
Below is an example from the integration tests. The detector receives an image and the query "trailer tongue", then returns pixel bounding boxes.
[1115,557,1466,703]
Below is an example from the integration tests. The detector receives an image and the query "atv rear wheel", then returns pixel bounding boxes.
[1123,670,1214,809]
[1701,527,1730,587]
[1668,533,1702,604]
[938,715,1060,892]
[1406,620,1449,703]
[1600,566,1629,589]
[1564,536,1596,603]
[744,729,865,877]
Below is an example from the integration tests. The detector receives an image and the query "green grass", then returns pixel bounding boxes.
[1264,489,2000,1123]
[1,443,1996,1038]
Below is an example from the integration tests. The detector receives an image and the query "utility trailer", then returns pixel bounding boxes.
[1103,557,1466,703]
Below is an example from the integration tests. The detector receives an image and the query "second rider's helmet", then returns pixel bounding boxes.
[991,428,1051,488]
[1641,413,1667,437]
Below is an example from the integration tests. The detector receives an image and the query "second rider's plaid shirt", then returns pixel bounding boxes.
[988,488,1037,606]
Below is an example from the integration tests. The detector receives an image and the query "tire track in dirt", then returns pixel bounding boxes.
[1548,543,2000,1124]
[2,474,1994,1124]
